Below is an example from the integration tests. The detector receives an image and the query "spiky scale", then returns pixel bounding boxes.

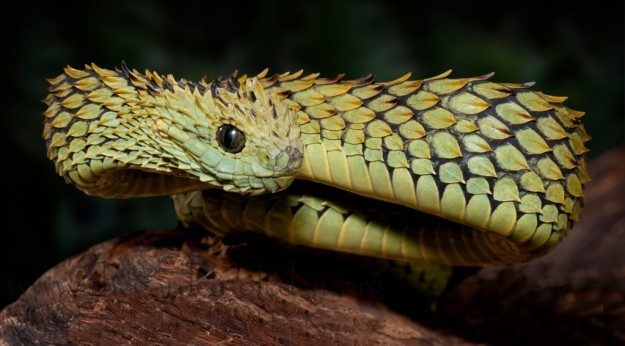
[406,91,439,110]
[408,140,430,158]
[364,148,383,162]
[439,162,465,184]
[537,116,569,140]
[293,89,325,106]
[427,78,467,94]
[462,134,492,153]
[422,107,456,129]
[399,120,426,139]
[545,183,566,205]
[411,159,436,175]
[343,129,365,144]
[388,80,422,96]
[493,177,521,202]
[315,83,351,97]
[566,174,584,197]
[446,92,490,114]
[368,94,399,112]
[365,120,392,137]
[387,151,409,168]
[430,132,462,159]
[540,205,559,224]
[520,172,546,193]
[553,144,577,170]
[384,106,414,124]
[496,102,535,125]
[383,134,403,150]
[365,137,382,150]
[67,122,88,137]
[50,112,73,128]
[351,84,383,100]
[473,82,512,99]
[329,93,362,111]
[468,156,497,178]
[517,92,554,111]
[320,116,346,131]
[343,107,376,123]
[554,107,578,128]
[281,79,315,93]
[516,129,552,154]
[495,144,530,171]
[454,120,479,133]
[519,195,542,214]
[466,177,491,195]
[537,158,565,180]
[479,116,514,140]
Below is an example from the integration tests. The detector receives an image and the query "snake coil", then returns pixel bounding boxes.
[43,63,589,268]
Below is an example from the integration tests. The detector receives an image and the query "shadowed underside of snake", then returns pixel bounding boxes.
[43,63,590,267]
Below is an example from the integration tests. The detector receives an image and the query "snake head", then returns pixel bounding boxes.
[153,75,304,195]
[43,64,303,198]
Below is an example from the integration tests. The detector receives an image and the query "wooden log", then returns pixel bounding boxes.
[0,228,471,344]
[1,145,623,344]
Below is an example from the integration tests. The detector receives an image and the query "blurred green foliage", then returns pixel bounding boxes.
[1,1,622,307]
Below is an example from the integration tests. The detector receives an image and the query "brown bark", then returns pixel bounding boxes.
[0,227,472,345]
[1,145,624,345]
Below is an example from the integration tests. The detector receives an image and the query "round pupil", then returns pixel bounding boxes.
[217,125,245,153]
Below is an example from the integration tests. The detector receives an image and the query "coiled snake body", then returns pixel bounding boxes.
[43,63,589,288]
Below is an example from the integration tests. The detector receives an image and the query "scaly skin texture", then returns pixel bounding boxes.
[43,63,589,270]
[44,64,303,198]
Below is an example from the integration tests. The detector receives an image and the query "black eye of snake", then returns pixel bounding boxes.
[217,125,246,153]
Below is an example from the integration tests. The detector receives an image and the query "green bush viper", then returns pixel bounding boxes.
[42,63,589,297]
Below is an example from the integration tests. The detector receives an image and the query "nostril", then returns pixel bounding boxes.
[259,152,269,165]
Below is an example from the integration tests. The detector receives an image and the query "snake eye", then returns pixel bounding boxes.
[217,125,246,153]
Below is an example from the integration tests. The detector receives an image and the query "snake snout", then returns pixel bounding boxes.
[285,146,303,171]
[256,145,303,179]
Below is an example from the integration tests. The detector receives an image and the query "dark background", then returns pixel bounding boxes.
[1,1,623,308]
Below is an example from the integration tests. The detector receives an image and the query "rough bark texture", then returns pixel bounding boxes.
[0,232,471,345]
[1,145,624,345]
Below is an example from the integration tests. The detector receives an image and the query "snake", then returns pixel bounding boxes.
[42,62,589,295]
